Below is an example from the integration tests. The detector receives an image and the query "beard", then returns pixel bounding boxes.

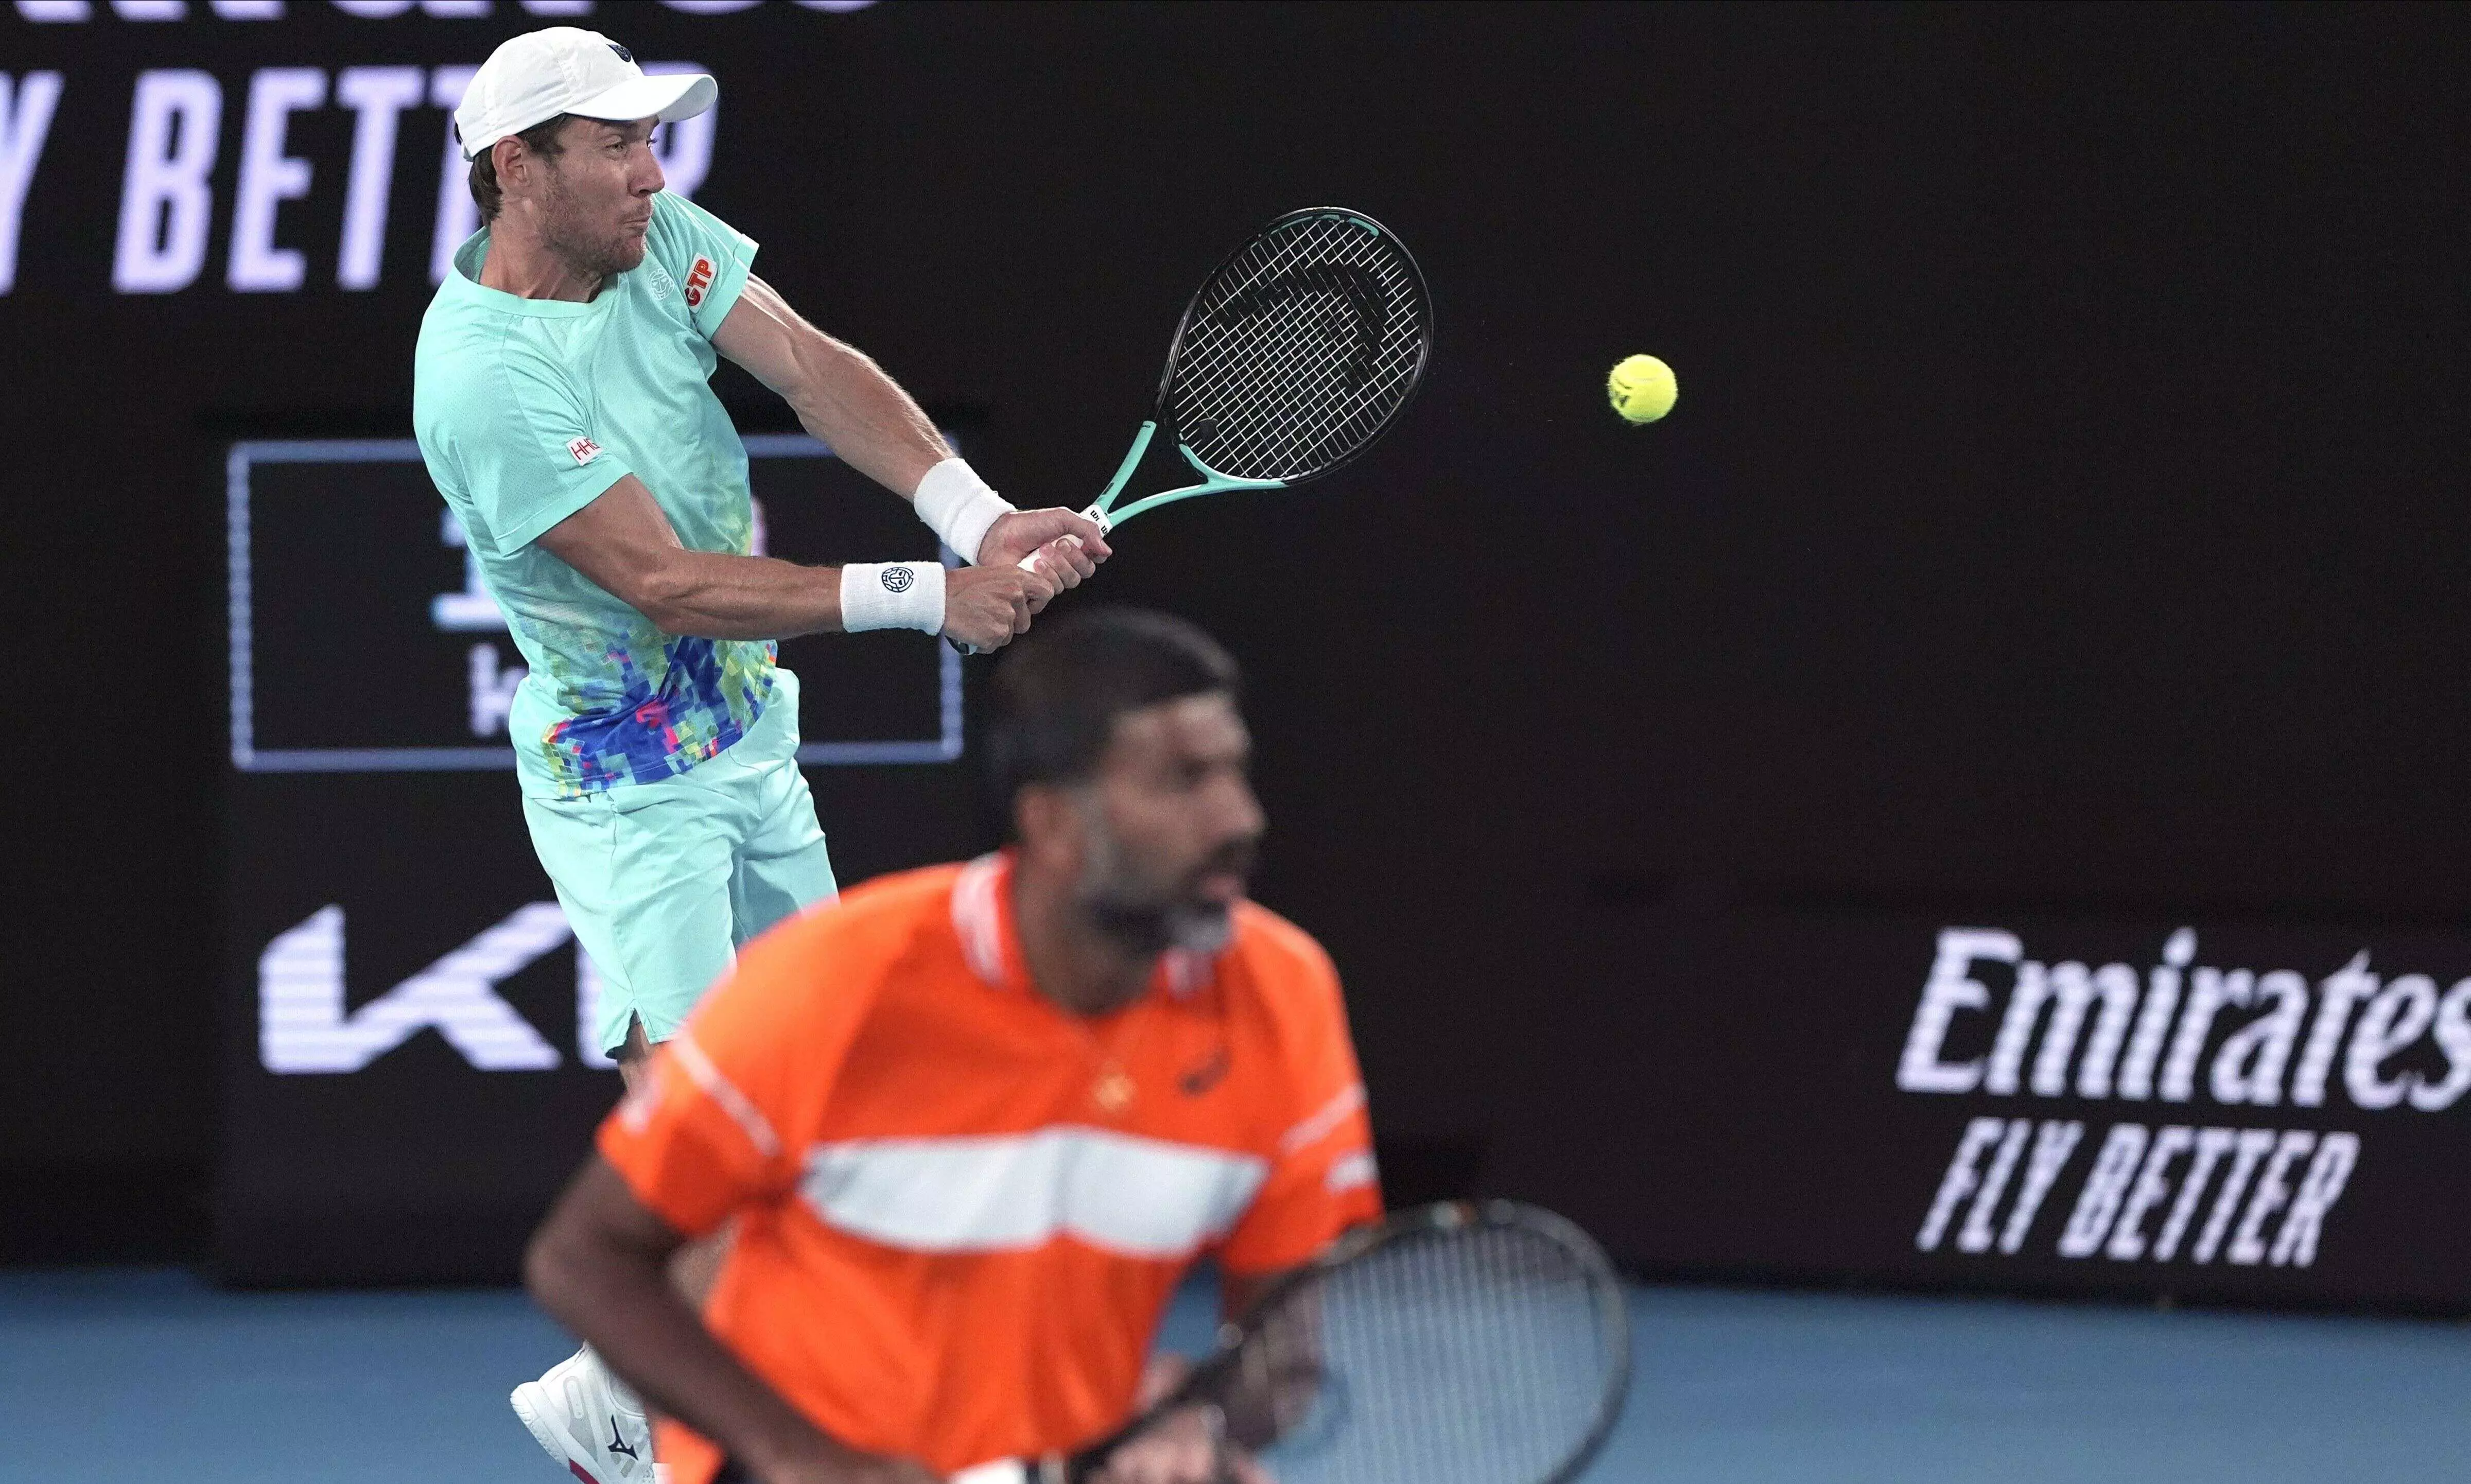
[1073,822,1255,959]
[538,168,647,284]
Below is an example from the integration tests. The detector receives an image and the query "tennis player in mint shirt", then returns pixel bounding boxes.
[411,28,1109,1484]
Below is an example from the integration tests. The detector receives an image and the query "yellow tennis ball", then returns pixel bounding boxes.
[1607,354,1678,424]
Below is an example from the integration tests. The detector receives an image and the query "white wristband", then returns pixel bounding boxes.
[839,561,947,635]
[913,457,1015,565]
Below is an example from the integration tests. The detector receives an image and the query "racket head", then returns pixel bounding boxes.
[1154,207,1434,487]
[1076,1201,1631,1484]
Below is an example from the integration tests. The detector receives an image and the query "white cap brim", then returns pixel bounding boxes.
[571,71,717,127]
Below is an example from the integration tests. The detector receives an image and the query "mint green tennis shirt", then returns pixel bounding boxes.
[413,190,784,798]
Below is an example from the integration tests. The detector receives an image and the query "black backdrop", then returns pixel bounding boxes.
[4,2,2466,1306]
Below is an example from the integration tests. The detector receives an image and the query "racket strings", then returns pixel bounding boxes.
[1169,214,1429,482]
[1200,1221,1622,1484]
[1179,228,1418,474]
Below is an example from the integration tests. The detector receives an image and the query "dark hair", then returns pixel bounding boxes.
[464,114,574,224]
[988,609,1241,802]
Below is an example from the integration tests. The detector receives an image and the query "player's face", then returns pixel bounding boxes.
[1072,692,1265,956]
[537,116,664,281]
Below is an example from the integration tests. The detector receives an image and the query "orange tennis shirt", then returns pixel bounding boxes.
[597,853,1383,1481]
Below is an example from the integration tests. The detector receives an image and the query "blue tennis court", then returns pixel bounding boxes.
[4,1267,2458,1483]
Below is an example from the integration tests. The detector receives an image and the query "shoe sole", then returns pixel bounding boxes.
[510,1381,604,1484]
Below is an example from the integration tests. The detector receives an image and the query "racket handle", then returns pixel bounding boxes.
[1013,501,1113,573]
[1016,503,1112,571]
[951,551,1046,657]
[954,505,1113,656]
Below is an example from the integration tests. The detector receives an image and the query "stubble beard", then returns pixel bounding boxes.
[1074,820,1245,960]
[539,168,646,287]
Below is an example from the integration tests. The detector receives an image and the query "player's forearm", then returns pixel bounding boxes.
[526,1166,895,1482]
[630,549,846,640]
[777,334,949,500]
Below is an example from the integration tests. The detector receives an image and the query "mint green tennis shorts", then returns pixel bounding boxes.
[520,682,837,1057]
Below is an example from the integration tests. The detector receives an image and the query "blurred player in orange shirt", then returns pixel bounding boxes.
[526,609,1382,1484]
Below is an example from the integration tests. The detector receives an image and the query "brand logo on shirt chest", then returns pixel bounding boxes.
[1084,1043,1232,1114]
[1180,1044,1231,1096]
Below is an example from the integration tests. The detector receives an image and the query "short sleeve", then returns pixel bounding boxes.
[598,914,869,1239]
[1217,941,1384,1276]
[449,347,636,553]
[646,189,758,339]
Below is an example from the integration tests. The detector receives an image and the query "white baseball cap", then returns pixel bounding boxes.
[455,27,716,162]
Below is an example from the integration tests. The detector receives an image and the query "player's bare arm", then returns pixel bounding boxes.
[527,1157,936,1484]
[711,274,1113,575]
[536,472,1052,651]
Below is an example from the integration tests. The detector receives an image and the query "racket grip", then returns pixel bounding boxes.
[953,544,1065,656]
[954,505,1113,655]
[1015,504,1112,571]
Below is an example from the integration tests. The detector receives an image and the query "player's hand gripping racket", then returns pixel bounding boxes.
[953,1200,1630,1484]
[960,206,1434,652]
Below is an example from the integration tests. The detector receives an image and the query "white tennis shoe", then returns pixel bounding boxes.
[511,1346,656,1484]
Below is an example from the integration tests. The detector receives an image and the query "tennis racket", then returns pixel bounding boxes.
[962,206,1434,652]
[956,1199,1631,1484]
